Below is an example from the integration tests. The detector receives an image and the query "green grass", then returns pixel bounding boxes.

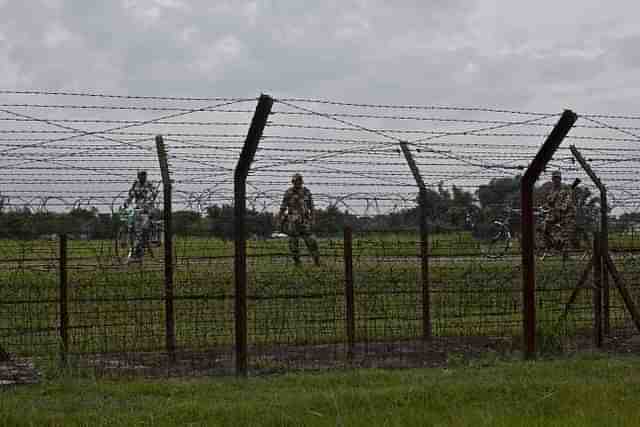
[2,355,640,426]
[2,234,640,361]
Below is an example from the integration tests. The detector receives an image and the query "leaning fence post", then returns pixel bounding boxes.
[399,141,431,341]
[59,233,69,364]
[156,135,176,363]
[234,94,273,377]
[521,110,577,359]
[569,145,610,335]
[344,226,355,360]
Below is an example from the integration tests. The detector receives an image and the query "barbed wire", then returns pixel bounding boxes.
[1,91,640,218]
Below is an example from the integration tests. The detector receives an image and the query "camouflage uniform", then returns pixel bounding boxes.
[279,175,320,266]
[125,175,158,262]
[126,179,158,212]
[542,183,577,252]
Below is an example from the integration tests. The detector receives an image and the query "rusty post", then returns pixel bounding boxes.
[559,255,594,321]
[344,226,355,360]
[521,110,577,359]
[418,189,430,340]
[234,94,273,377]
[601,191,610,335]
[569,145,609,334]
[593,232,603,347]
[604,254,640,333]
[399,141,431,341]
[156,135,176,363]
[59,233,69,364]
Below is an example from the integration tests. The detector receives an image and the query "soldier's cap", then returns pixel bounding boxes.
[551,170,562,178]
[291,173,303,182]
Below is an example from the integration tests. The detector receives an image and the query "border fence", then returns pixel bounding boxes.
[1,91,640,378]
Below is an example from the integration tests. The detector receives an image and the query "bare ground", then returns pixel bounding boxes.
[3,331,639,386]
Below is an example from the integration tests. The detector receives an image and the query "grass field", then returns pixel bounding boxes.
[1,231,640,369]
[2,355,640,426]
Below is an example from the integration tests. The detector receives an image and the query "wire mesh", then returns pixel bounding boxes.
[2,91,640,378]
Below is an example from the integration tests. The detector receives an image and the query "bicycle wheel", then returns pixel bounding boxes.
[114,223,131,263]
[485,222,511,258]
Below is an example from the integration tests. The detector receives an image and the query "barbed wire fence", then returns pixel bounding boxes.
[1,90,640,378]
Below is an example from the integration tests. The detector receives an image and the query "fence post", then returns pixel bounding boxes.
[521,110,577,359]
[569,145,609,335]
[592,232,603,347]
[59,233,69,364]
[601,190,610,336]
[399,141,431,341]
[604,254,640,332]
[234,94,273,377]
[344,226,355,360]
[156,135,176,363]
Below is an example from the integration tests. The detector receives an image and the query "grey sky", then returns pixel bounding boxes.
[1,0,638,111]
[0,1,639,215]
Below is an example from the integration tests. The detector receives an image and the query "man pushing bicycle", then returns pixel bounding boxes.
[541,170,578,253]
[123,170,159,263]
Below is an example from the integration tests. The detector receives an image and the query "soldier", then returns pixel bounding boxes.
[124,170,158,262]
[279,173,320,266]
[541,170,577,253]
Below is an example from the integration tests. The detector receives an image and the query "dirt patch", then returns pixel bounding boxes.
[2,332,638,382]
[72,336,516,378]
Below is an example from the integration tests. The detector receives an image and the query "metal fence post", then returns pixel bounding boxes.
[569,145,610,335]
[399,141,431,341]
[156,135,176,363]
[521,110,577,359]
[234,94,273,377]
[418,189,430,340]
[59,233,69,364]
[593,232,603,347]
[344,226,355,360]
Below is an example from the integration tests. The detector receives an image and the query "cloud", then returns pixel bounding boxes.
[0,1,638,109]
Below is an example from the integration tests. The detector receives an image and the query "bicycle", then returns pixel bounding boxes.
[484,205,591,262]
[485,178,586,260]
[484,206,551,259]
[114,205,164,264]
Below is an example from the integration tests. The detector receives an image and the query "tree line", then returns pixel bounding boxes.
[0,175,614,240]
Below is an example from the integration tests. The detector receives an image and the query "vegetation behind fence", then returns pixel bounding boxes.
[2,91,640,377]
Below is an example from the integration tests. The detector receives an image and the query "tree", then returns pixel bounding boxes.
[173,210,203,236]
[205,204,274,239]
[476,175,521,212]
[206,204,234,240]
[448,184,476,229]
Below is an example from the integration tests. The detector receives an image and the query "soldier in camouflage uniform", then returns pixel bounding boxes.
[542,170,577,253]
[124,170,158,263]
[279,173,320,266]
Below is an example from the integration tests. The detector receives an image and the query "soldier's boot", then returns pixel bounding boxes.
[293,256,302,267]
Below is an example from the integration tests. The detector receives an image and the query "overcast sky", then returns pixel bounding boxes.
[1,0,638,114]
[1,1,639,214]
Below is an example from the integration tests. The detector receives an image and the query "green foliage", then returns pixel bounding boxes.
[477,175,521,212]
